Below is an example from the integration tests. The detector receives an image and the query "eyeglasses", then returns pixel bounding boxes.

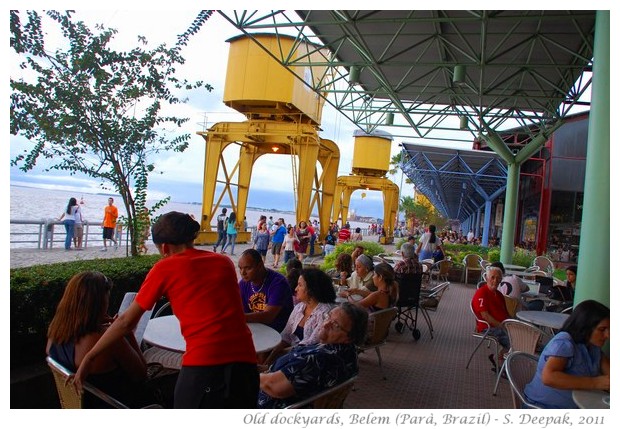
[322,311,350,334]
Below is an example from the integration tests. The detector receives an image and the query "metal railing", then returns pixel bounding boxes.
[10,219,123,249]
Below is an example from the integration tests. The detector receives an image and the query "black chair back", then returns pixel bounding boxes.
[396,272,423,308]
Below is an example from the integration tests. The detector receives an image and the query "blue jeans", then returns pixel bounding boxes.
[214,230,227,250]
[222,233,237,254]
[309,234,316,256]
[63,219,75,249]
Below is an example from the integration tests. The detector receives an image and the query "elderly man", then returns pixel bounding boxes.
[471,265,510,370]
[338,254,376,298]
[238,249,293,333]
[257,302,368,408]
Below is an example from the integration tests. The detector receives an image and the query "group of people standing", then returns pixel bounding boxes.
[58,196,120,251]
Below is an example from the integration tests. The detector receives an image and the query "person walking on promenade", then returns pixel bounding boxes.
[221,211,238,256]
[58,197,79,250]
[101,197,118,251]
[270,218,287,269]
[213,207,228,253]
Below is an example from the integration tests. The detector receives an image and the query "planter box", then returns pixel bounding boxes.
[448,267,463,282]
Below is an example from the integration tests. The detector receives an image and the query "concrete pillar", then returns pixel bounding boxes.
[575,11,610,308]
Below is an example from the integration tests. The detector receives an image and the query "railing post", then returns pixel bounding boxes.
[42,219,55,249]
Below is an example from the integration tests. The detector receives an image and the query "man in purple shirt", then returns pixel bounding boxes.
[238,249,293,333]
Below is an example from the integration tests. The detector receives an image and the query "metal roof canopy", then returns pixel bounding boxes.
[400,143,507,221]
[218,10,595,144]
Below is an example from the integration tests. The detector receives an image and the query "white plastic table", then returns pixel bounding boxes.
[516,311,569,330]
[143,315,281,354]
[503,264,526,271]
[572,390,610,409]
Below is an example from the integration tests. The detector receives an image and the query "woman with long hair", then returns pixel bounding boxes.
[221,211,237,255]
[47,271,148,407]
[72,211,258,408]
[58,197,79,250]
[352,262,398,312]
[524,300,610,408]
[262,268,336,366]
[416,224,443,261]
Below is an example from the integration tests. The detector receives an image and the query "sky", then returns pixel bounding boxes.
[8,7,428,219]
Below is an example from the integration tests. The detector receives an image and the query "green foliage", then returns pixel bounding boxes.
[487,248,500,263]
[10,11,211,256]
[511,247,536,268]
[10,255,160,367]
[320,241,385,271]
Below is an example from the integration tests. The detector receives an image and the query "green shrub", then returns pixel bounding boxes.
[10,255,161,367]
[487,248,500,262]
[511,247,535,267]
[320,241,385,271]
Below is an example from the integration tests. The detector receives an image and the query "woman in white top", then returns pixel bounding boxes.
[58,197,79,250]
[283,226,299,264]
[262,268,336,367]
[417,224,443,261]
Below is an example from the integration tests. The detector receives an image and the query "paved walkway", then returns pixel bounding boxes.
[10,238,397,269]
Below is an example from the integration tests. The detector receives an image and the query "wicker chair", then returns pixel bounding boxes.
[285,376,357,409]
[465,302,500,370]
[533,256,555,276]
[357,307,397,379]
[47,356,161,409]
[462,254,483,285]
[492,319,547,395]
[505,352,541,409]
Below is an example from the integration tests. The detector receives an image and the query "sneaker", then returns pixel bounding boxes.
[100,248,107,252]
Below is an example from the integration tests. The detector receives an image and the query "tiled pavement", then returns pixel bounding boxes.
[344,280,513,409]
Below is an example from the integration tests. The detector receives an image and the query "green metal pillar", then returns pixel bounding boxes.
[575,11,609,308]
[500,163,520,263]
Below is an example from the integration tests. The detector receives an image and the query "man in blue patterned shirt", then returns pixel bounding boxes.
[257,302,368,408]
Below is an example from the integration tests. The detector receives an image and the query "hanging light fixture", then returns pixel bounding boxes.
[385,112,394,126]
[349,66,360,86]
[459,116,468,130]
[453,65,466,86]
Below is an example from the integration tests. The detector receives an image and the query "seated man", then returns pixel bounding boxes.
[257,302,368,408]
[238,249,294,333]
[472,265,510,371]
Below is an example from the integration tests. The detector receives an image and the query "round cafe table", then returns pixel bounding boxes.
[516,311,569,330]
[572,390,610,409]
[143,315,281,354]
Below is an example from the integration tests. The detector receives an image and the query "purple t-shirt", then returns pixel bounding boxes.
[239,269,294,332]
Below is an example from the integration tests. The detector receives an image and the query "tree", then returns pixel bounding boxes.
[10,10,212,255]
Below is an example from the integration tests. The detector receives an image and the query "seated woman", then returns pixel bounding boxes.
[326,252,353,281]
[46,271,149,407]
[285,258,303,304]
[338,254,376,298]
[393,243,423,275]
[524,300,610,408]
[262,268,336,366]
[350,245,365,265]
[351,262,398,312]
[546,265,577,312]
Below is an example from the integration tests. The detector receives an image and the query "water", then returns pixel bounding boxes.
[10,185,371,248]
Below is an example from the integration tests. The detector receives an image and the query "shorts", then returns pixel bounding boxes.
[271,242,283,255]
[74,224,84,238]
[103,227,115,239]
[257,249,267,257]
